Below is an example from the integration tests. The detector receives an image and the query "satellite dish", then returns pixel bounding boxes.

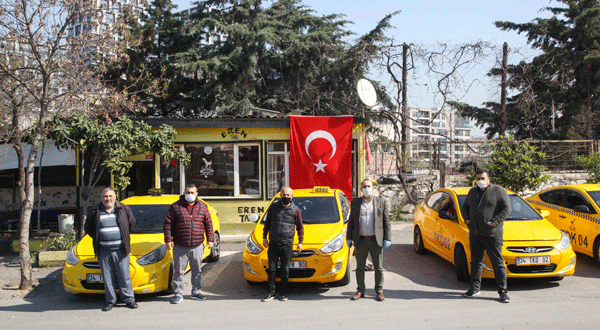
[357,78,378,107]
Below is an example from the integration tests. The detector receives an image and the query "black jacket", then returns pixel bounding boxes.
[85,201,136,255]
[461,183,511,237]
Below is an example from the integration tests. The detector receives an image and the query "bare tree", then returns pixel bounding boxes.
[0,0,152,290]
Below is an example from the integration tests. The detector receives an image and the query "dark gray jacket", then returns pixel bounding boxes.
[461,183,511,237]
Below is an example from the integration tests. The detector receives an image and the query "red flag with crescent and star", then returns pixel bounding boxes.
[289,115,353,199]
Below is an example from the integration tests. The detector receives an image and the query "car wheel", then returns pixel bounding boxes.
[455,245,470,282]
[414,226,427,255]
[336,250,352,286]
[207,232,220,262]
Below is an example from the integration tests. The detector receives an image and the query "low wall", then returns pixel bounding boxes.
[373,171,589,213]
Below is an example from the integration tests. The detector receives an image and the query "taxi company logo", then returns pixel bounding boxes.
[525,247,538,253]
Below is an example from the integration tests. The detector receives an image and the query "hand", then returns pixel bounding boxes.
[486,221,496,227]
[263,238,268,247]
[465,220,470,224]
[346,240,353,249]
[297,243,302,253]
[382,240,392,251]
[208,241,214,249]
[165,242,173,250]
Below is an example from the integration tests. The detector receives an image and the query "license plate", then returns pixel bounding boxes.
[515,256,550,265]
[86,274,103,283]
[278,261,306,269]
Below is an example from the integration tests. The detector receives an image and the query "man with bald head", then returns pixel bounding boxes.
[261,186,304,302]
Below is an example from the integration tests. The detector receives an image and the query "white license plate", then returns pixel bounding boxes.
[86,274,103,283]
[515,256,550,265]
[278,261,306,269]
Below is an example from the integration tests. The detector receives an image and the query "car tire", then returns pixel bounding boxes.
[335,250,352,286]
[207,232,220,262]
[414,226,427,255]
[455,245,470,282]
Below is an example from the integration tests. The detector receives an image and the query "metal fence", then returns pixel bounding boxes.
[366,140,599,177]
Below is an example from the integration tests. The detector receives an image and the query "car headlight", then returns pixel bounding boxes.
[137,245,167,265]
[246,236,263,255]
[320,233,344,254]
[66,246,79,266]
[556,231,571,250]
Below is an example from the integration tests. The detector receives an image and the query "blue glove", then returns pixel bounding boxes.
[346,240,353,248]
[382,240,391,250]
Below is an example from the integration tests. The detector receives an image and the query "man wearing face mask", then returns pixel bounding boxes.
[262,186,304,302]
[164,184,214,304]
[461,169,511,303]
[347,179,391,301]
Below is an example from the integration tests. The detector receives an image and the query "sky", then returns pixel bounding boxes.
[169,0,559,136]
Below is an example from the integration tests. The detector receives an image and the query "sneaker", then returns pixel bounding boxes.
[279,294,288,301]
[171,295,183,304]
[191,293,206,301]
[462,288,480,298]
[499,290,510,303]
[261,293,275,302]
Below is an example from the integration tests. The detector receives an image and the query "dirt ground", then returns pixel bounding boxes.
[0,255,62,300]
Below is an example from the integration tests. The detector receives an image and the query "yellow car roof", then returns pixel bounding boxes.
[121,195,181,205]
[274,186,338,198]
[444,186,517,196]
[546,184,600,192]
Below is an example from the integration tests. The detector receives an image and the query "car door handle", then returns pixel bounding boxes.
[559,215,567,218]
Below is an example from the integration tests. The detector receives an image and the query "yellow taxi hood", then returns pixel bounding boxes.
[503,220,561,242]
[73,233,165,257]
[253,222,343,245]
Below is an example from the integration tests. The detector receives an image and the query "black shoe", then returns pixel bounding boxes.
[125,301,138,309]
[262,293,275,302]
[102,303,114,312]
[499,290,510,303]
[279,294,288,301]
[462,288,480,298]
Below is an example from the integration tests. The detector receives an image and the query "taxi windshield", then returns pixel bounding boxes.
[456,194,542,221]
[587,191,600,209]
[263,197,340,224]
[127,204,170,233]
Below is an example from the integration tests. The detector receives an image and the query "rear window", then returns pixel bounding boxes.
[262,197,340,224]
[127,204,170,233]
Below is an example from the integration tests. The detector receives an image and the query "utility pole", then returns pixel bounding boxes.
[401,43,408,170]
[500,42,508,137]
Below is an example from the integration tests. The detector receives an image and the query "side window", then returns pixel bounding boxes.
[438,194,458,221]
[563,190,595,213]
[338,191,350,221]
[425,192,444,211]
[539,189,564,206]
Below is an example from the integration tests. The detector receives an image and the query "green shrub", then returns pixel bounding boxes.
[575,152,600,183]
[51,232,77,251]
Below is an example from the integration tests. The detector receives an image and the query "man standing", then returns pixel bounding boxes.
[461,169,512,303]
[262,186,304,302]
[164,184,214,304]
[347,179,391,301]
[85,187,137,312]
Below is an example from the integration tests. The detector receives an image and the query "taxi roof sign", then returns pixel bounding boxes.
[148,188,164,196]
[312,186,331,193]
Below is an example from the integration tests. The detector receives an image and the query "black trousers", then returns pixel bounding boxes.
[469,233,507,292]
[267,241,293,295]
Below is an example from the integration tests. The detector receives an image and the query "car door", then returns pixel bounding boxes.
[535,189,567,230]
[421,191,445,254]
[435,192,459,261]
[561,189,598,256]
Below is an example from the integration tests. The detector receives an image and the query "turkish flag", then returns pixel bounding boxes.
[290,116,353,199]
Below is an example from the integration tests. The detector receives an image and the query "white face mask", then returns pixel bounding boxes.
[476,180,489,190]
[184,194,196,203]
[362,188,373,198]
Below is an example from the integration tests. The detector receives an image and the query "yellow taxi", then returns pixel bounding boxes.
[527,184,600,263]
[413,187,576,282]
[62,194,220,294]
[243,187,353,285]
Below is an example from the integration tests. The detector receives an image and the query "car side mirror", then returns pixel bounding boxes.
[573,205,590,214]
[249,214,260,223]
[439,211,456,221]
[540,209,550,218]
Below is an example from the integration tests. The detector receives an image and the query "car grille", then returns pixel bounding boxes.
[292,250,314,258]
[80,281,107,290]
[274,268,316,279]
[83,262,100,269]
[506,246,554,253]
[507,264,557,274]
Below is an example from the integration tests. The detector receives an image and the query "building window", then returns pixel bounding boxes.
[267,142,289,198]
[179,143,260,197]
